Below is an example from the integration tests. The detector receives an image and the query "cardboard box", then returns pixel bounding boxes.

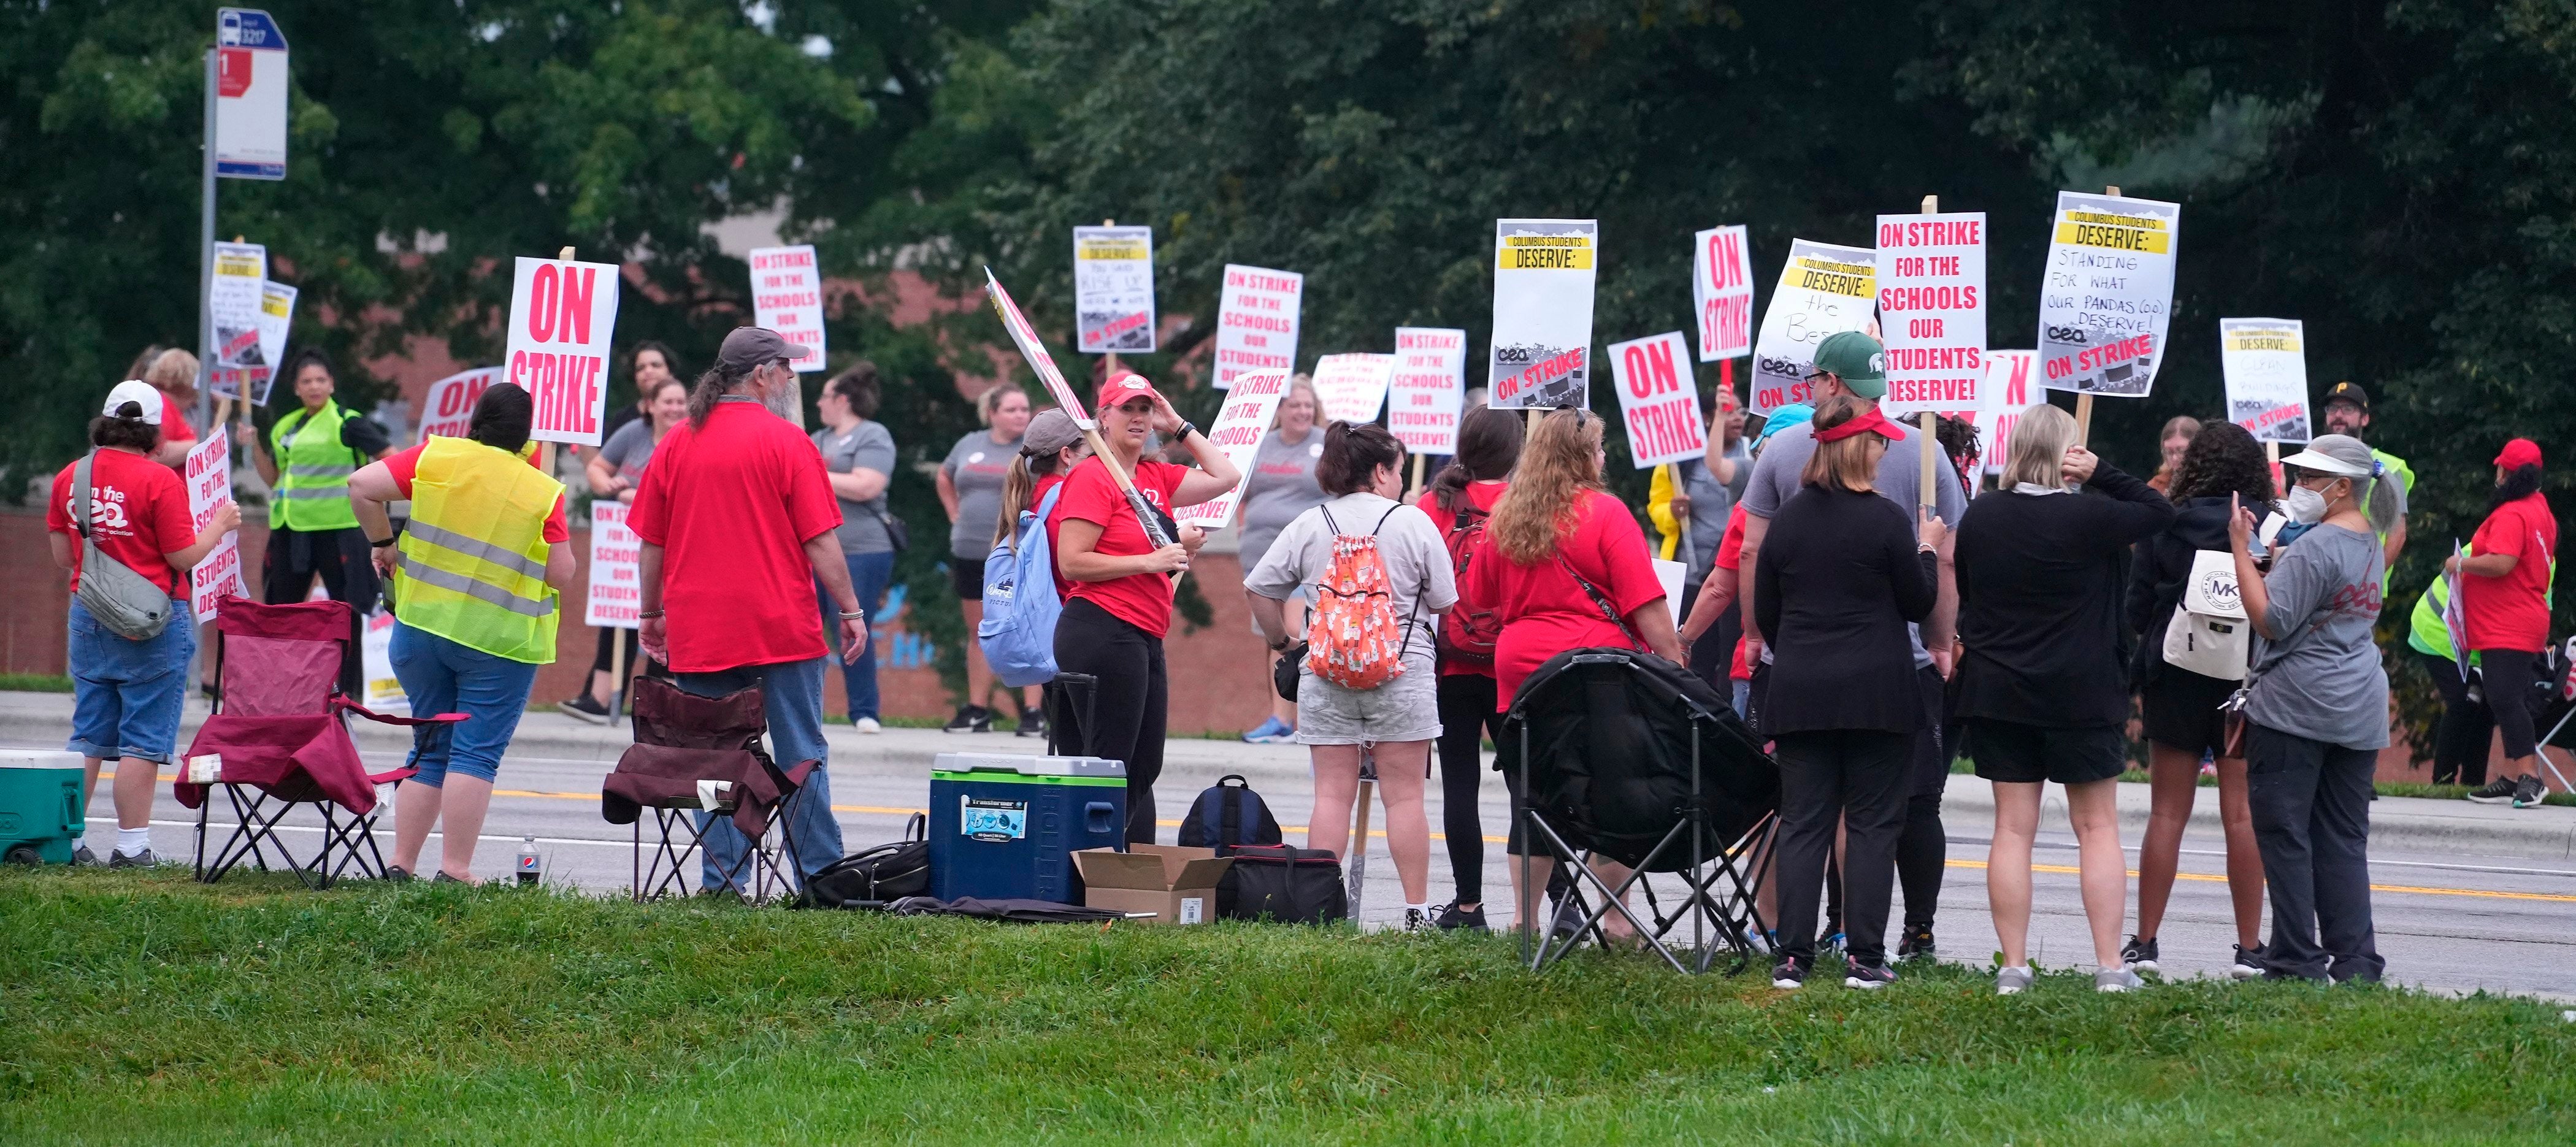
[1073,845,1233,925]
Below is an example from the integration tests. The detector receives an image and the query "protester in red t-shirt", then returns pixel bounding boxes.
[2456,438,2561,807]
[126,347,202,470]
[1411,405,1520,928]
[1046,372,1241,843]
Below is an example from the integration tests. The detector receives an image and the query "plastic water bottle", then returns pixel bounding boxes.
[515,836,541,887]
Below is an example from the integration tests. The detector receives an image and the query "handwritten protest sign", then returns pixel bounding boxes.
[1214,264,1301,389]
[1174,368,1291,529]
[1749,239,1876,413]
[1073,225,1156,353]
[505,255,621,447]
[248,280,296,405]
[748,245,827,372]
[419,367,500,441]
[207,242,269,400]
[1609,332,1706,469]
[1313,353,1396,425]
[1390,328,1467,455]
[183,434,245,624]
[984,269,1091,428]
[2220,318,2312,443]
[2038,191,2180,397]
[1875,212,1987,418]
[1693,225,1755,362]
[586,501,642,629]
[1488,218,1597,409]
[1979,350,2039,476]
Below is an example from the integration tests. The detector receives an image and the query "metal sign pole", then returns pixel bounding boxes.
[199,47,218,404]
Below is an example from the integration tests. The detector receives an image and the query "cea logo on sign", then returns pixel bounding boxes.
[505,256,621,447]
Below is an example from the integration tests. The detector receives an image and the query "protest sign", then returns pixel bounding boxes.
[1313,353,1396,424]
[1979,350,2039,477]
[1693,225,1755,362]
[505,254,621,447]
[1875,212,1987,418]
[1073,225,1156,354]
[748,245,827,372]
[249,280,296,405]
[984,268,1091,428]
[183,434,245,624]
[1488,218,1598,409]
[1609,332,1706,469]
[1174,369,1292,530]
[360,608,406,714]
[2038,190,2181,396]
[1389,328,1468,455]
[214,9,288,179]
[419,367,501,441]
[1214,264,1302,390]
[586,501,642,629]
[2220,318,2312,443]
[207,242,269,400]
[1749,239,1876,413]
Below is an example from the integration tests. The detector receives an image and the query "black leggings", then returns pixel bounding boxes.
[2421,650,2493,786]
[1434,673,1503,902]
[1773,728,1912,967]
[2475,647,2542,762]
[1052,599,1167,844]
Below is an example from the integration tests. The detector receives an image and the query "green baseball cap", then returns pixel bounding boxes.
[1812,330,1887,399]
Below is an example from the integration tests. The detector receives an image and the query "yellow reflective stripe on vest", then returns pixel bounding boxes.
[405,520,550,583]
[396,556,555,617]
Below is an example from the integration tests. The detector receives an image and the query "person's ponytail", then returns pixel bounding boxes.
[2363,467,2404,537]
[688,364,753,431]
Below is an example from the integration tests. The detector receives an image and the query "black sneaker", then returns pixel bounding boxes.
[1819,929,1847,956]
[2229,944,2266,980]
[1844,961,1898,990]
[1895,923,1935,960]
[71,843,100,867]
[944,705,992,734]
[2513,775,2548,808]
[2122,935,2161,974]
[1434,900,1489,932]
[1015,707,1045,738]
[382,865,414,883]
[107,848,154,869]
[558,694,612,724]
[1772,955,1811,989]
[2467,778,2521,805]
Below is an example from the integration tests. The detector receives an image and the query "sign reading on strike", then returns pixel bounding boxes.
[505,255,621,447]
[214,9,288,180]
[2220,318,2312,443]
[1978,350,2039,476]
[1693,225,1755,362]
[1389,327,1467,455]
[1875,212,1987,418]
[1488,218,1598,409]
[184,434,245,623]
[984,268,1092,428]
[1073,225,1156,353]
[1749,238,1876,413]
[586,502,642,629]
[1611,332,1706,469]
[207,242,269,401]
[748,245,827,372]
[420,367,502,441]
[1213,264,1301,390]
[1173,369,1292,530]
[1312,353,1397,425]
[2039,190,2180,397]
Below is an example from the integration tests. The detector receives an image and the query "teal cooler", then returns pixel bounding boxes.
[929,753,1126,903]
[0,750,88,865]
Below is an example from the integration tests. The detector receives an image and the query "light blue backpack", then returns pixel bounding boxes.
[978,483,1066,688]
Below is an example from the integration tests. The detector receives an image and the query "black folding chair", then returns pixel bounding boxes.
[603,675,817,903]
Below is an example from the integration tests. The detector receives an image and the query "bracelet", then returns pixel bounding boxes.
[839,609,868,621]
[369,537,397,548]
[638,610,664,620]
[1174,420,1199,441]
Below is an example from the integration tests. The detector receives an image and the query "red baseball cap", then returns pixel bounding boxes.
[2496,437,2543,470]
[1097,371,1159,411]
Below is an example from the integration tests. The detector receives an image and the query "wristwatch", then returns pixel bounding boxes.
[1267,634,1292,652]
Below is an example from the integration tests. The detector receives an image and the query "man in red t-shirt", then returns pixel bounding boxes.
[2455,437,2560,807]
[631,327,867,887]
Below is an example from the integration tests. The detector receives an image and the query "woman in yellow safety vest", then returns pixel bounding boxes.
[348,383,577,883]
[236,350,393,695]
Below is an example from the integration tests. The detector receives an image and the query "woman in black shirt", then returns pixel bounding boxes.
[1754,396,1942,991]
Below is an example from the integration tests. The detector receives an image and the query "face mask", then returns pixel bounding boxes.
[2285,484,2329,524]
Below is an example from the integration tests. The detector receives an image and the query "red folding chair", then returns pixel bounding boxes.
[176,597,464,888]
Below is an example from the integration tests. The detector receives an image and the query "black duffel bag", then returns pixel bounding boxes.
[1216,843,1347,924]
[800,813,929,908]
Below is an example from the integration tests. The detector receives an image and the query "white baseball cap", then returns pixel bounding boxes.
[102,380,164,425]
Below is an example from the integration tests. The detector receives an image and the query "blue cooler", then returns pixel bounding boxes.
[928,753,1126,903]
[0,750,88,865]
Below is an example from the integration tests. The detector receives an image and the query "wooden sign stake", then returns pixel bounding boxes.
[1916,195,1941,510]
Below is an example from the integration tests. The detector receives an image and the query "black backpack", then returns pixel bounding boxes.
[1216,844,1347,924]
[1175,775,1284,854]
[800,813,930,908]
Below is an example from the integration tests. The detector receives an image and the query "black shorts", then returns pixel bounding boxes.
[2139,668,2241,757]
[1969,719,2128,785]
[951,554,987,600]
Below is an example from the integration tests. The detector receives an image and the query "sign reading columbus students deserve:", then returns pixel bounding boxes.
[1609,331,1706,469]
[1874,212,1987,418]
[184,434,245,624]
[1213,264,1301,390]
[505,255,621,447]
[2220,318,2313,443]
[1978,350,2039,477]
[1312,353,1397,425]
[1174,368,1291,530]
[1692,225,1755,362]
[1749,238,1876,414]
[214,9,288,179]
[586,502,642,629]
[1488,218,1597,409]
[2039,190,2181,396]
[748,245,827,372]
[1389,327,1468,455]
[1073,226,1156,353]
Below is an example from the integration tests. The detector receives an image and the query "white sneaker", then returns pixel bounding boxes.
[2095,966,2145,993]
[1996,965,2034,995]
[855,717,882,734]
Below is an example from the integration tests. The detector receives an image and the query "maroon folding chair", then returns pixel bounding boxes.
[602,675,816,903]
[177,597,464,888]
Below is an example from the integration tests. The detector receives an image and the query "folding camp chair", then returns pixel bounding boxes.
[602,675,818,903]
[1500,646,1781,975]
[177,597,464,888]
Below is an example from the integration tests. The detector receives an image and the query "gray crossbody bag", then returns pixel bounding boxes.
[72,453,177,641]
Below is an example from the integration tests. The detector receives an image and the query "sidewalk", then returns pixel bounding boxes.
[6,689,2570,862]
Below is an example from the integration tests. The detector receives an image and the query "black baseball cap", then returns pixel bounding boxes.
[2322,380,2369,412]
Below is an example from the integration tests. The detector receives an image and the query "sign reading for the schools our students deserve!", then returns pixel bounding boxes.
[418,367,501,441]
[505,255,621,447]
[1750,239,1877,414]
[586,502,642,629]
[1390,328,1468,455]
[985,268,1091,428]
[1313,353,1397,425]
[214,9,288,179]
[1488,218,1597,409]
[1213,264,1302,390]
[207,242,269,401]
[1073,226,1156,354]
[1874,212,1988,418]
[1693,225,1756,362]
[1979,350,2040,477]
[2220,318,2313,443]
[184,434,245,624]
[748,245,827,372]
[1174,368,1292,531]
[1610,332,1706,469]
[2039,190,2181,397]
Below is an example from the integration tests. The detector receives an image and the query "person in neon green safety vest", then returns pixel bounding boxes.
[2319,382,2412,584]
[236,350,393,696]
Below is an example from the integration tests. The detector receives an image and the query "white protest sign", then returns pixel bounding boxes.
[1693,225,1755,362]
[1488,218,1598,409]
[207,242,269,401]
[1173,369,1292,530]
[2220,318,2312,444]
[505,255,621,447]
[748,245,827,372]
[586,501,642,629]
[1609,332,1706,469]
[1312,353,1396,425]
[183,434,245,624]
[1749,238,1876,414]
[1875,212,1988,418]
[2038,190,2180,396]
[1073,225,1156,354]
[359,608,407,714]
[1213,264,1301,390]
[1979,350,2039,477]
[984,268,1092,429]
[419,366,501,441]
[1652,558,1687,631]
[1389,328,1468,455]
[251,280,296,406]
[214,9,288,180]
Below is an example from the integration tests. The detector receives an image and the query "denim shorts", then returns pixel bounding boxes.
[66,597,196,764]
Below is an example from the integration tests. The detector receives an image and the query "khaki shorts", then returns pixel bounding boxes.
[1295,652,1441,745]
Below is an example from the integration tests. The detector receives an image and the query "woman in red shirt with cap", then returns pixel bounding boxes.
[2461,437,2560,808]
[1048,372,1241,842]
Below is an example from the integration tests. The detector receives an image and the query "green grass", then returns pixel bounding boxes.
[3,870,2572,1143]
[0,673,72,693]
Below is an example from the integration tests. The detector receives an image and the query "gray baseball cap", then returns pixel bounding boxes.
[1022,408,1086,456]
[715,326,810,373]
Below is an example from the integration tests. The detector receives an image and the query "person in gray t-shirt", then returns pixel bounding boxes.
[935,385,1037,734]
[813,366,899,727]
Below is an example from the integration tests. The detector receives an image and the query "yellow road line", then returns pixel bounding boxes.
[1947,857,2576,905]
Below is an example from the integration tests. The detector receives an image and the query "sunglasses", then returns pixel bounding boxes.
[1552,404,1592,428]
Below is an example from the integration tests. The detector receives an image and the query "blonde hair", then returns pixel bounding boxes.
[144,348,201,401]
[978,384,1028,426]
[1799,396,1882,493]
[1273,375,1319,429]
[1999,402,2080,490]
[1490,409,1604,564]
